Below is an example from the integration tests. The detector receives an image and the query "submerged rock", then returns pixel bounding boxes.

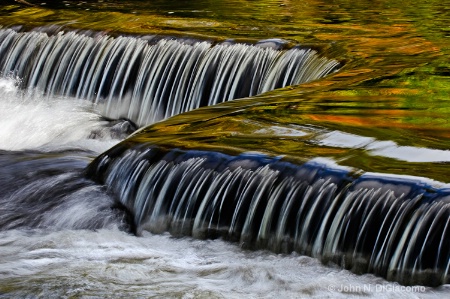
[89,118,138,140]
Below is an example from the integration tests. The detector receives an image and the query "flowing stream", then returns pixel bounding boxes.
[1,77,447,298]
[1,0,450,297]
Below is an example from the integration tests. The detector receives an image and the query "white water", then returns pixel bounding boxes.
[1,229,448,298]
[0,78,121,152]
[0,79,449,297]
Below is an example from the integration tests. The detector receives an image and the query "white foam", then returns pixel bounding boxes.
[0,229,446,298]
[0,81,122,153]
[0,77,17,94]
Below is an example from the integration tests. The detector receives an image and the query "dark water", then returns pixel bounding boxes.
[1,0,450,297]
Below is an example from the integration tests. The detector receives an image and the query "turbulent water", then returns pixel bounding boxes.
[2,228,448,299]
[0,76,448,297]
[1,0,450,297]
[2,229,450,299]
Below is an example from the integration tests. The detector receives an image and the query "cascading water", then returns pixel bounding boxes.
[0,77,134,231]
[0,19,448,297]
[0,28,340,126]
[86,144,450,286]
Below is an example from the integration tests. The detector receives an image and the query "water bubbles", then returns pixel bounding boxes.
[0,77,19,94]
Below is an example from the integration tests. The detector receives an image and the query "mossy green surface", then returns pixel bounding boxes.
[3,0,450,182]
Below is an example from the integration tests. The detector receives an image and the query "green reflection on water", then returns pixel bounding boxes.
[2,0,450,182]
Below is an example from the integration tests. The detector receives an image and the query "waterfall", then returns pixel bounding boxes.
[0,28,340,126]
[3,25,447,289]
[86,145,450,286]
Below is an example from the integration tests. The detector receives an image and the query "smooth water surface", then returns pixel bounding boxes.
[3,0,447,179]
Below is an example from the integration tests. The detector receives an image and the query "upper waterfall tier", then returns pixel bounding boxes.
[0,28,340,126]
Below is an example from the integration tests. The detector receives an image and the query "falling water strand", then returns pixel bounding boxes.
[0,28,340,126]
[86,146,450,286]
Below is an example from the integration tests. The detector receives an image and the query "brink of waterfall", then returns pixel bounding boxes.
[0,28,340,126]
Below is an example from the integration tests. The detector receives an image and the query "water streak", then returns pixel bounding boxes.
[0,150,132,232]
[87,146,450,286]
[0,28,340,126]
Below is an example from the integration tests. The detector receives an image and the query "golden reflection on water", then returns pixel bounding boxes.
[2,0,450,181]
